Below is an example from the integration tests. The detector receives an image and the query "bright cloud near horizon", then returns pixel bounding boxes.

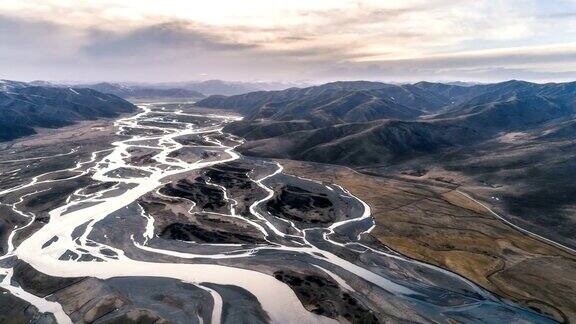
[1,0,576,83]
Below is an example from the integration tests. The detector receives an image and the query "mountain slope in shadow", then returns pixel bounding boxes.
[196,79,576,249]
[0,80,137,141]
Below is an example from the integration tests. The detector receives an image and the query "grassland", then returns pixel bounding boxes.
[280,159,576,323]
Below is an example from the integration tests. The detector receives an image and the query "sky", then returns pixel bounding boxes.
[1,0,576,83]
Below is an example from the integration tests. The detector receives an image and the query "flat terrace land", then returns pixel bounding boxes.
[0,119,118,150]
[279,159,576,323]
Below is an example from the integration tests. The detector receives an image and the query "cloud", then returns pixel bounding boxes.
[0,15,81,61]
[317,44,576,83]
[1,1,576,82]
[82,21,256,60]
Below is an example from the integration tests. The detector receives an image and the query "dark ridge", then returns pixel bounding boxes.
[0,80,137,141]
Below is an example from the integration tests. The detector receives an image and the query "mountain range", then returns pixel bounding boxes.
[74,82,206,101]
[0,78,302,142]
[196,79,576,249]
[198,80,576,162]
[149,80,308,96]
[24,80,304,101]
[0,80,136,141]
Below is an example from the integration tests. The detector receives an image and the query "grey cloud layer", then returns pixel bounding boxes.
[83,22,255,59]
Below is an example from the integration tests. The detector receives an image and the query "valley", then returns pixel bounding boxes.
[3,1,576,323]
[0,102,561,323]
